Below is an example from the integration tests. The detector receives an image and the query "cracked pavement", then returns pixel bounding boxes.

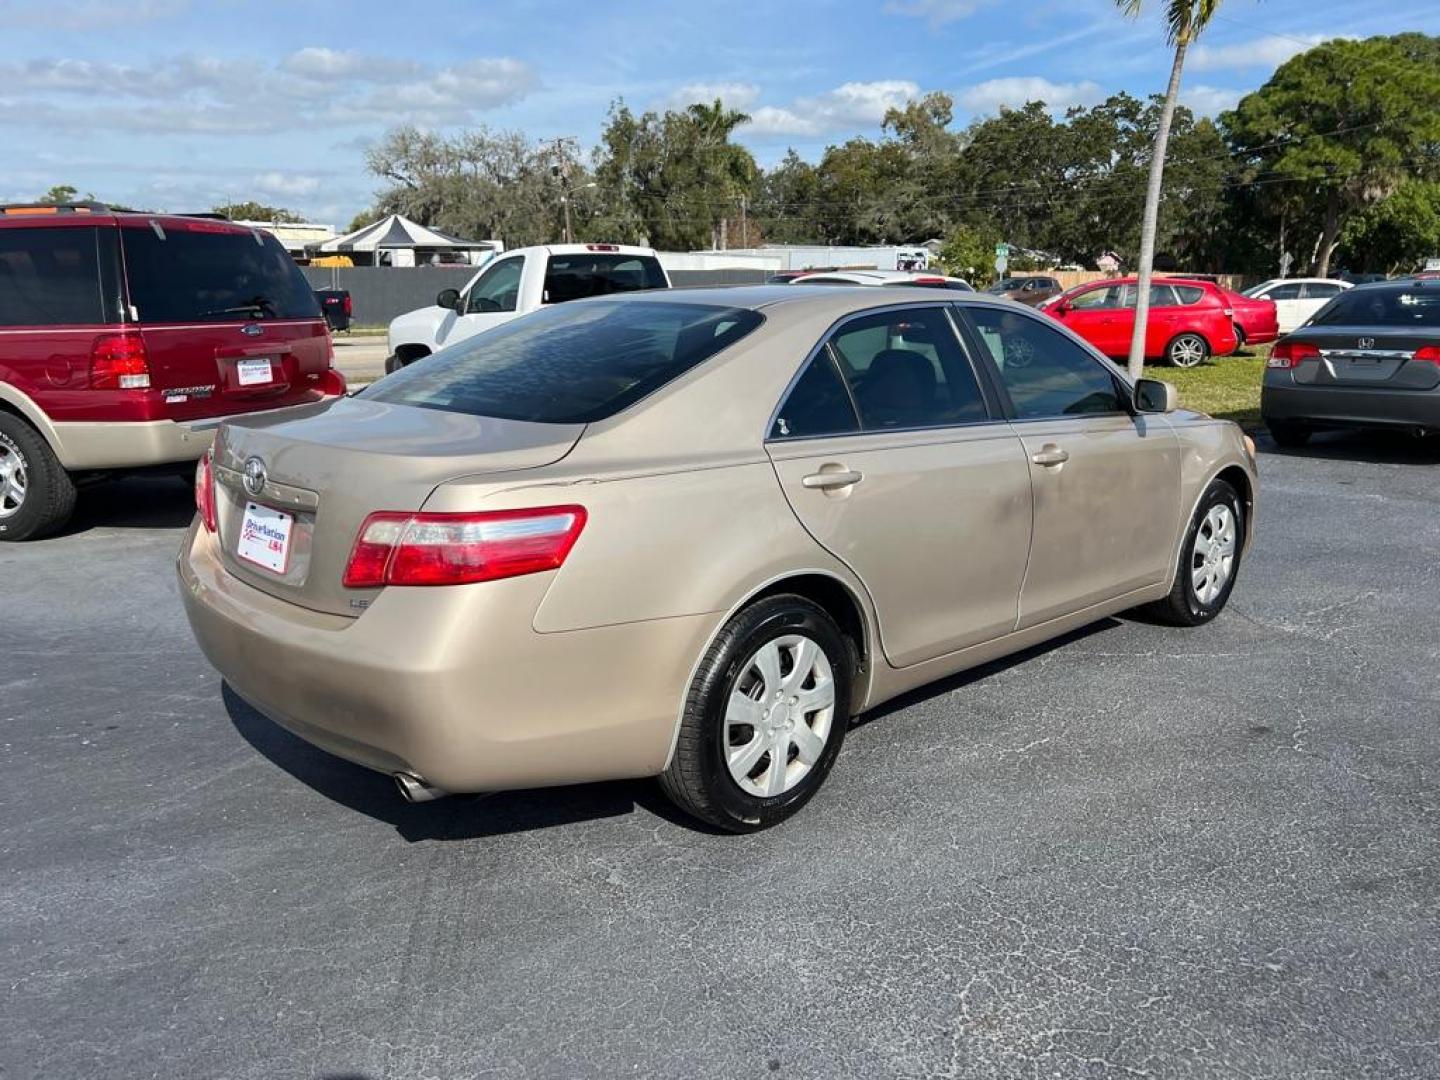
[3,430,1439,1079]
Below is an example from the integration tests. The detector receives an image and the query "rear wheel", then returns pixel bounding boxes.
[660,595,853,832]
[1166,333,1209,368]
[1144,479,1243,626]
[0,413,76,542]
[1267,420,1311,448]
[1233,325,1247,351]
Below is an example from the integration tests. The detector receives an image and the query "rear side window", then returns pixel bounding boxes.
[770,351,859,439]
[1303,282,1342,299]
[1173,285,1205,304]
[543,254,667,304]
[1311,287,1440,328]
[361,300,763,424]
[1266,282,1303,300]
[120,224,320,322]
[0,226,114,326]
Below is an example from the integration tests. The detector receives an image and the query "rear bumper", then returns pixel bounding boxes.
[1262,378,1440,431]
[177,524,716,794]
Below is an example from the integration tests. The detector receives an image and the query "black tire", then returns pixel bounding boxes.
[1144,479,1244,627]
[1166,332,1210,368]
[1267,420,1311,448]
[660,595,854,832]
[0,412,76,542]
[1233,325,1247,351]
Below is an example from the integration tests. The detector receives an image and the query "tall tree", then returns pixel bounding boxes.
[214,201,304,223]
[1113,0,1222,379]
[1223,35,1440,277]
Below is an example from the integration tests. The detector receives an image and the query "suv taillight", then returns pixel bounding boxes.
[343,506,587,588]
[90,332,151,389]
[1267,341,1320,368]
[343,295,353,316]
[195,450,217,533]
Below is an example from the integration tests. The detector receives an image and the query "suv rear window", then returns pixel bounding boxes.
[1311,286,1440,328]
[543,253,667,304]
[361,300,763,424]
[120,224,320,322]
[0,226,119,326]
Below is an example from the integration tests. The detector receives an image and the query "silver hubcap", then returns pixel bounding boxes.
[0,440,26,519]
[1191,503,1238,605]
[724,635,835,798]
[1171,336,1205,367]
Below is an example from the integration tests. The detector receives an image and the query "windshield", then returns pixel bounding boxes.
[1310,287,1440,328]
[361,300,764,423]
[985,280,1020,294]
[121,224,320,322]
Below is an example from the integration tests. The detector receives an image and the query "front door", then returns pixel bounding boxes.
[1057,282,1129,357]
[1263,281,1305,335]
[962,305,1183,627]
[435,255,525,349]
[766,306,1033,667]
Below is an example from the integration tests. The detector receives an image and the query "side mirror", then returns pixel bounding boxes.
[436,288,461,311]
[1051,300,1069,315]
[1134,377,1178,414]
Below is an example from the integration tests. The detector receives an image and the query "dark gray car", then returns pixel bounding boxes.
[1261,279,1440,446]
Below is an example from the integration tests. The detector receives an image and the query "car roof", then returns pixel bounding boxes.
[791,269,958,284]
[581,283,1017,321]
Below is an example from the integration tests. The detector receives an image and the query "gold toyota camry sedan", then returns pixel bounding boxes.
[180,286,1257,831]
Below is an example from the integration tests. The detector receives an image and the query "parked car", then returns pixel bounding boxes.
[315,288,352,333]
[765,268,838,284]
[789,269,974,291]
[0,202,346,541]
[180,287,1255,831]
[1261,278,1440,446]
[1222,288,1279,349]
[985,276,1063,306]
[1241,278,1351,335]
[1044,277,1239,367]
[385,243,670,373]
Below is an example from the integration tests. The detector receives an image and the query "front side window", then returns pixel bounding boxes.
[1067,285,1122,310]
[362,300,763,424]
[0,225,110,326]
[543,254,667,304]
[967,307,1126,420]
[121,224,319,322]
[1266,282,1303,301]
[466,258,523,313]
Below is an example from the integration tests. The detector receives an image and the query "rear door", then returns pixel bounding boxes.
[1296,281,1344,330]
[766,304,1033,667]
[960,304,1182,627]
[1262,281,1306,334]
[120,221,330,420]
[1141,284,1182,355]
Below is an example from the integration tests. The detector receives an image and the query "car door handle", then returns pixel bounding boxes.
[801,468,864,490]
[1031,445,1070,467]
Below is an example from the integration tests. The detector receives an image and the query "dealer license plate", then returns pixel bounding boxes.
[237,358,274,387]
[236,501,293,574]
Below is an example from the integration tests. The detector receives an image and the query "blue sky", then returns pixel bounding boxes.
[1,0,1436,227]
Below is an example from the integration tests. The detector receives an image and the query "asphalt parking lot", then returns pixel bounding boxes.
[5,431,1440,1080]
[332,335,389,387]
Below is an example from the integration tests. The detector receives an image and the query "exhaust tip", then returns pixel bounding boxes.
[393,772,446,803]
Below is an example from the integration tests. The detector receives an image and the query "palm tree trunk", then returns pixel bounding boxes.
[1127,34,1190,381]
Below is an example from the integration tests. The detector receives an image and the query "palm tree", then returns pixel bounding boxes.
[1115,0,1222,380]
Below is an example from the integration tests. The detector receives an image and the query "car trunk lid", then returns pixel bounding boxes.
[1290,327,1440,390]
[210,397,584,616]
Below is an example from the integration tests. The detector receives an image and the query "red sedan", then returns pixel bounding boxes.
[1223,288,1278,348]
[1043,277,1239,367]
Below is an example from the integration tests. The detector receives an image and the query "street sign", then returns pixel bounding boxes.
[994,256,1008,275]
[995,242,1010,258]
[1279,251,1294,276]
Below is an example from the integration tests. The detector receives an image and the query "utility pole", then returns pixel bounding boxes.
[546,136,579,244]
[740,196,748,249]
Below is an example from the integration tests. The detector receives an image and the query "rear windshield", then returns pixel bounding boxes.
[361,300,763,424]
[0,225,120,326]
[1310,286,1440,328]
[121,224,320,322]
[543,253,667,304]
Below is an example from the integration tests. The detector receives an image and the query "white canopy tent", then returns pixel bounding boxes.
[309,214,501,267]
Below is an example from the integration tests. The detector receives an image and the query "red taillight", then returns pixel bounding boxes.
[1413,345,1440,365]
[317,369,347,396]
[1268,341,1320,368]
[342,506,587,588]
[90,332,151,389]
[195,450,217,533]
[343,295,353,316]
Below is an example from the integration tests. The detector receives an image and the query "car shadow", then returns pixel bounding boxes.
[57,474,197,536]
[1254,427,1440,466]
[222,684,721,840]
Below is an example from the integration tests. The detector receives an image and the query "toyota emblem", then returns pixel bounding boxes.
[242,457,267,497]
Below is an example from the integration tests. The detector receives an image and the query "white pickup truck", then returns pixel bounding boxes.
[385,243,670,372]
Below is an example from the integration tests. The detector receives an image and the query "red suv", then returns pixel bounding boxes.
[0,203,346,540]
[1043,276,1239,367]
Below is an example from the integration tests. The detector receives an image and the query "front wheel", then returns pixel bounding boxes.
[660,595,853,832]
[1166,333,1210,368]
[1144,479,1244,626]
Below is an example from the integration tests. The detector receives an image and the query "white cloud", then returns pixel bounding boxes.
[959,77,1105,116]
[0,50,536,134]
[743,80,920,137]
[1181,84,1243,116]
[1190,35,1329,72]
[663,81,761,112]
[252,172,322,198]
[883,0,989,26]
